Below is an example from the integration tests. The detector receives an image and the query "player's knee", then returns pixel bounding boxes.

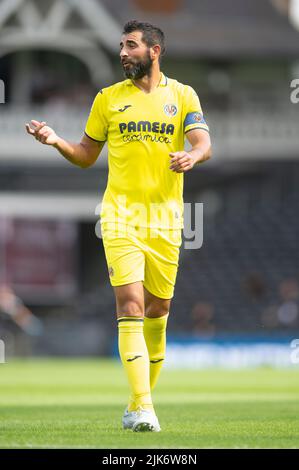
[145,299,170,317]
[118,299,144,317]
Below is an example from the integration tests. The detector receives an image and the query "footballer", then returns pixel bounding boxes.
[26,20,212,432]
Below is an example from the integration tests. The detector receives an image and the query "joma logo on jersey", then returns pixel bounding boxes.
[119,121,175,135]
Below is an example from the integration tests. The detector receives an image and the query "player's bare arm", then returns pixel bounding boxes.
[25,119,105,168]
[169,128,212,173]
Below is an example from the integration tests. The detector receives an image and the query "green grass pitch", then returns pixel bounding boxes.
[0,359,298,448]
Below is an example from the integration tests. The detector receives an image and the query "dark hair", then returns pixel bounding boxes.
[123,20,165,61]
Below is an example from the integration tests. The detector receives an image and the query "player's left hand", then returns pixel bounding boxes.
[169,151,196,173]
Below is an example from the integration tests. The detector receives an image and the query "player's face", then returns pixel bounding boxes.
[120,31,153,80]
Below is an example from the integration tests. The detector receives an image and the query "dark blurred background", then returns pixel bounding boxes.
[1,0,299,366]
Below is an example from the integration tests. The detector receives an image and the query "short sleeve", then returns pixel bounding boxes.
[183,86,209,134]
[85,90,108,142]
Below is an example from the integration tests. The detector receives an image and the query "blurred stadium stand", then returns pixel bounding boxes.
[173,162,299,334]
[1,0,299,358]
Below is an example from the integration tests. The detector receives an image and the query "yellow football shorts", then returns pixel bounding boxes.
[101,222,182,299]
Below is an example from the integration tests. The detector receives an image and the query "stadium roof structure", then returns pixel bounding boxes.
[101,0,299,58]
[1,0,298,68]
[0,0,122,84]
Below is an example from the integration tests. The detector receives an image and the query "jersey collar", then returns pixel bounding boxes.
[158,73,168,86]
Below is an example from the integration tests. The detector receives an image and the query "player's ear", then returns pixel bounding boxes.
[151,44,161,61]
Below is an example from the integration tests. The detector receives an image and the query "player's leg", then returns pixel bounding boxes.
[115,281,160,431]
[143,287,170,391]
[114,281,153,412]
[143,228,182,391]
[101,224,153,417]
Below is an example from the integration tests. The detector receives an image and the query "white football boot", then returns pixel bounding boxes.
[132,408,161,432]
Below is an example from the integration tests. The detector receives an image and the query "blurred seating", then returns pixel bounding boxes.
[170,167,299,333]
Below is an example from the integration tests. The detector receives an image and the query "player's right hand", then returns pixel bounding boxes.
[25,120,59,146]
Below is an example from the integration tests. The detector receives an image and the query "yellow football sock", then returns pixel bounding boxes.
[143,313,169,391]
[118,316,153,412]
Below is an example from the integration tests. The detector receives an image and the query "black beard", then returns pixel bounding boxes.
[123,52,153,80]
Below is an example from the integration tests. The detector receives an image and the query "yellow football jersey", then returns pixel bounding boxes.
[85,73,209,229]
